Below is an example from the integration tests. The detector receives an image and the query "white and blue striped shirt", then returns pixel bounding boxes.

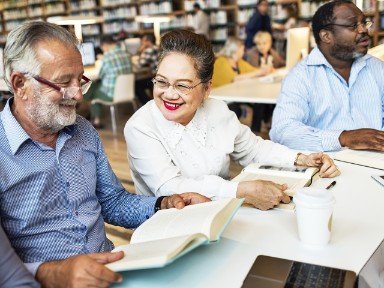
[0,98,156,275]
[270,47,384,152]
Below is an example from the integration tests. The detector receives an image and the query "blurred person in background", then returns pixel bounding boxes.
[245,31,285,132]
[135,33,159,105]
[193,2,210,39]
[84,35,132,128]
[212,36,272,131]
[245,0,272,50]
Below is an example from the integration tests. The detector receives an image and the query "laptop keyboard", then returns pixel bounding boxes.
[285,262,348,288]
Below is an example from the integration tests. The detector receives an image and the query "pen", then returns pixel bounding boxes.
[326,181,336,190]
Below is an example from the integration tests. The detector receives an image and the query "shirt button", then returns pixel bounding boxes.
[75,211,79,216]
[146,215,149,219]
[66,182,70,187]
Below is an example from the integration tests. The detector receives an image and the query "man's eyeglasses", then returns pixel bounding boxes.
[321,20,374,32]
[152,78,203,96]
[26,73,92,99]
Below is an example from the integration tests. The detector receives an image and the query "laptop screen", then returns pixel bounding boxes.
[242,255,356,288]
[79,42,96,67]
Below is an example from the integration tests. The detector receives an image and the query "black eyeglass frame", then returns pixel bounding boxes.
[320,20,374,31]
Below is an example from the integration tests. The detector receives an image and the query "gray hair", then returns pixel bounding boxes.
[4,21,80,93]
[216,36,244,59]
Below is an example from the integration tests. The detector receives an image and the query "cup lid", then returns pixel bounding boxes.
[294,187,335,209]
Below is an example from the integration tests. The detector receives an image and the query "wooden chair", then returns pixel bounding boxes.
[91,74,137,135]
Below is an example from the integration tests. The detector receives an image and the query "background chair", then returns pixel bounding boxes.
[91,74,137,135]
[368,43,384,61]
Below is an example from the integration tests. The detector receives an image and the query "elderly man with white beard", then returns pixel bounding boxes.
[0,21,209,287]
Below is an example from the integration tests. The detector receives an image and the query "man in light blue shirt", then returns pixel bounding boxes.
[0,21,209,287]
[270,0,384,152]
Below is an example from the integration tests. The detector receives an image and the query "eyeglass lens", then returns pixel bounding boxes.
[153,79,195,95]
[63,81,92,99]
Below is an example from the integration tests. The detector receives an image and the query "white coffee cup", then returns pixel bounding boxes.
[293,187,335,246]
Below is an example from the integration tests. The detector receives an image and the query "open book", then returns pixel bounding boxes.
[105,198,243,272]
[334,149,384,170]
[232,163,319,210]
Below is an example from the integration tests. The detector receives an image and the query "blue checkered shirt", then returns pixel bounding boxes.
[0,98,156,274]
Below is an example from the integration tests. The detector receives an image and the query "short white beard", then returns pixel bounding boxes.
[25,85,77,133]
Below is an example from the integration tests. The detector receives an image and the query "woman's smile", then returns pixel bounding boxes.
[163,100,183,111]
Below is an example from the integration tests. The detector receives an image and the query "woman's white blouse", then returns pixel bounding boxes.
[124,99,297,199]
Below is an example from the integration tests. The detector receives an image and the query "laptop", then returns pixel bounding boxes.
[79,42,96,67]
[242,255,357,288]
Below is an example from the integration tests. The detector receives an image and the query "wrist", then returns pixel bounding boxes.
[294,152,303,166]
[154,196,166,213]
[237,182,254,203]
[338,130,348,147]
[36,261,59,287]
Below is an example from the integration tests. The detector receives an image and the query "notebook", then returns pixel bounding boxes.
[242,255,357,288]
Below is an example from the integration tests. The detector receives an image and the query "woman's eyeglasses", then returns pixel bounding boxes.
[152,78,203,96]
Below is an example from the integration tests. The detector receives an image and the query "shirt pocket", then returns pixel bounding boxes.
[81,159,97,193]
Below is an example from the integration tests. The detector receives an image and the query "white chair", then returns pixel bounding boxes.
[91,74,137,135]
[368,43,384,61]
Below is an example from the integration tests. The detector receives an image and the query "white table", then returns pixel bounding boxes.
[209,74,284,104]
[113,161,384,287]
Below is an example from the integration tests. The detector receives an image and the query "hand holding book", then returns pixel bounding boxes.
[233,152,340,211]
[294,152,340,178]
[237,180,291,211]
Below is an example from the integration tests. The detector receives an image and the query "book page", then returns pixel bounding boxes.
[242,163,318,179]
[106,234,207,272]
[131,198,239,244]
[334,149,384,170]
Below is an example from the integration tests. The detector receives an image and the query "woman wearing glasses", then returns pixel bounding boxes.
[124,29,340,210]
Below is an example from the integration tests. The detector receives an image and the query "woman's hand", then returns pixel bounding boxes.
[161,193,211,209]
[237,180,290,210]
[295,152,340,178]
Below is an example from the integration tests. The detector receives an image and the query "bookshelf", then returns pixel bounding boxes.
[364,0,384,46]
[0,0,381,49]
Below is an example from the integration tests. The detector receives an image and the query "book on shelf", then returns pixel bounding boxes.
[231,163,320,210]
[334,149,384,170]
[105,198,244,272]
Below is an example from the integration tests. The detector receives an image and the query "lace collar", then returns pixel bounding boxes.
[150,101,207,149]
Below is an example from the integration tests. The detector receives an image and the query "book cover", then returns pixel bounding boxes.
[334,149,384,170]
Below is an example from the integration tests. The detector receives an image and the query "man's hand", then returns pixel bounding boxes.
[339,129,384,151]
[161,193,211,210]
[296,152,340,178]
[237,180,290,210]
[36,251,124,288]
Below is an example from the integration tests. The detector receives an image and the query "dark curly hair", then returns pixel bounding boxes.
[157,29,215,85]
